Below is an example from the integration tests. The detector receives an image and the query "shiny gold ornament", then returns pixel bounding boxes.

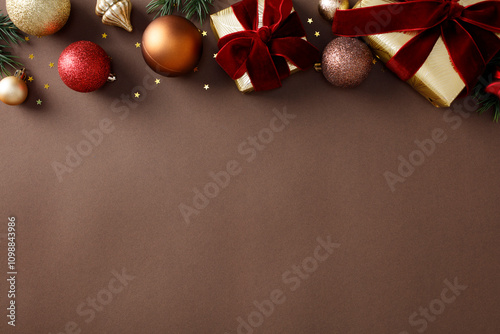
[142,16,203,77]
[318,0,349,22]
[6,0,71,36]
[0,69,28,106]
[96,0,133,32]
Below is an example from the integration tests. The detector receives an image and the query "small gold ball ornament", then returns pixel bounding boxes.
[0,69,29,106]
[318,0,349,22]
[6,0,71,36]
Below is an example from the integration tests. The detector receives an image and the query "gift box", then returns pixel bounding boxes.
[332,0,500,107]
[210,0,319,93]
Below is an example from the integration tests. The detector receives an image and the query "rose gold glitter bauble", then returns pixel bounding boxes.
[321,37,374,88]
[318,0,349,22]
[142,15,203,77]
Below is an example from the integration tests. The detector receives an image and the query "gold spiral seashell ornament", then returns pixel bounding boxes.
[96,0,133,32]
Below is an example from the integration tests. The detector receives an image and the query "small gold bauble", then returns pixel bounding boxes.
[318,0,349,22]
[0,69,28,106]
[6,0,71,36]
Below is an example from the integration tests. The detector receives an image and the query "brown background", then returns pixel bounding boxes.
[1,0,499,333]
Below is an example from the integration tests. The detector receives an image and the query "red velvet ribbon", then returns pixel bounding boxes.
[332,0,500,94]
[216,0,319,91]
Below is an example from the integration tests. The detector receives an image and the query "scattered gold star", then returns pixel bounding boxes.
[49,62,55,68]
[193,67,199,72]
[28,54,34,60]
[135,42,141,48]
[201,31,208,37]
[36,99,42,105]
[44,84,50,89]
[28,76,34,82]
[102,33,108,39]
[24,36,30,41]
[134,92,140,98]
[314,31,320,37]
[204,84,210,90]
[213,53,218,58]
[155,79,161,84]
[307,18,313,24]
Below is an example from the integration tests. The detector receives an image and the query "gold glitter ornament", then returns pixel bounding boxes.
[6,0,71,36]
[318,0,349,22]
[320,37,374,88]
[96,0,133,32]
[0,69,28,106]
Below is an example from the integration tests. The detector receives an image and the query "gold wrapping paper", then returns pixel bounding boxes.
[210,0,303,93]
[354,0,499,107]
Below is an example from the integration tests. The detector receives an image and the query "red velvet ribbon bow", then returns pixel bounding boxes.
[332,0,500,94]
[216,0,319,91]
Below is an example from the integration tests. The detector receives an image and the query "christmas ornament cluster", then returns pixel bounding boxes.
[1,0,500,121]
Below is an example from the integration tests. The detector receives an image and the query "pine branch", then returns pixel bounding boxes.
[146,0,213,24]
[0,12,24,45]
[472,52,500,122]
[0,45,22,77]
[0,12,24,77]
[182,0,213,23]
[146,0,182,18]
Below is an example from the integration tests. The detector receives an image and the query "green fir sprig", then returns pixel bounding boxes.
[182,0,213,23]
[147,0,182,18]
[0,11,24,77]
[146,0,214,24]
[472,53,500,122]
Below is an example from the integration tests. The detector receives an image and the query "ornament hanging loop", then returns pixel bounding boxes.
[314,63,322,72]
[107,73,117,82]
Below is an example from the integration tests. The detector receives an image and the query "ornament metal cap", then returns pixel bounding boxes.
[14,68,26,81]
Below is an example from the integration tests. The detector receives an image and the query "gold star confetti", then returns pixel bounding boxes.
[102,33,108,39]
[201,31,208,37]
[307,18,313,24]
[314,31,320,37]
[193,67,199,72]
[155,79,161,85]
[135,42,141,48]
[204,84,210,90]
[28,76,34,82]
[213,53,218,58]
[36,99,42,105]
[44,84,50,89]
[24,36,30,41]
[28,54,34,60]
[134,92,140,98]
[49,62,55,68]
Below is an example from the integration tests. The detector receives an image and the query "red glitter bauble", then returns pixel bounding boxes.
[58,41,111,93]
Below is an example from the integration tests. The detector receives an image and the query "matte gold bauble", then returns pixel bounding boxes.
[142,15,203,77]
[318,0,349,22]
[0,69,28,106]
[6,0,71,36]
